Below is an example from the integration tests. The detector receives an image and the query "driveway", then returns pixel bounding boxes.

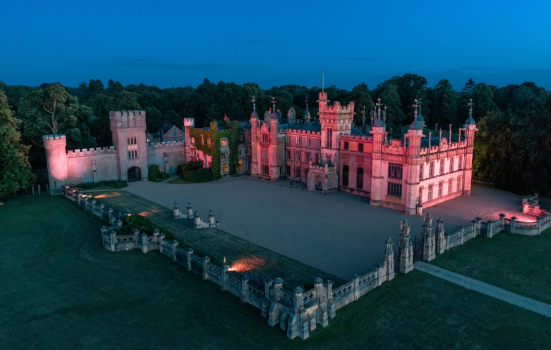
[124,177,523,280]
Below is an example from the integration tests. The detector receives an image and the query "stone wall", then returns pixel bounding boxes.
[66,149,119,184]
[146,141,187,175]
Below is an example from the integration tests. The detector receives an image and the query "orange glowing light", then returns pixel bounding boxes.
[227,256,265,272]
[93,192,121,199]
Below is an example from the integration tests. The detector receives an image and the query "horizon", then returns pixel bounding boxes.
[1,0,551,90]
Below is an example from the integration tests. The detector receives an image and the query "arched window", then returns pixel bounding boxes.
[343,165,349,187]
[357,167,364,189]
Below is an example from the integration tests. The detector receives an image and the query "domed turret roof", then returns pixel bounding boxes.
[465,115,476,126]
[251,109,258,119]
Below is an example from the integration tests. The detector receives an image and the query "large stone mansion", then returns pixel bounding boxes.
[44,90,477,215]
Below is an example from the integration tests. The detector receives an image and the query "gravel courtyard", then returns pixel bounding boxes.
[124,177,524,280]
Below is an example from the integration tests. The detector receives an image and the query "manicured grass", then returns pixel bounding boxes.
[86,191,344,288]
[1,195,551,350]
[167,177,192,184]
[431,229,551,304]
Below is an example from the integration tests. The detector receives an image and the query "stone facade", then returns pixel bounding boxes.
[245,94,478,215]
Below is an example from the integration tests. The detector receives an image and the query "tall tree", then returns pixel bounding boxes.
[0,90,34,197]
[430,78,457,128]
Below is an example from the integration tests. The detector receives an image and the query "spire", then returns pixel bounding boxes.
[304,96,311,122]
[409,98,425,130]
[270,97,277,120]
[373,98,386,127]
[250,95,258,119]
[465,99,476,125]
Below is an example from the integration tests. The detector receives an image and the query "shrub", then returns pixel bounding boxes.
[160,172,170,180]
[182,168,213,183]
[116,214,175,240]
[74,180,127,189]
[149,164,162,181]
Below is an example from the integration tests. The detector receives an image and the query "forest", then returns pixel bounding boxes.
[1,73,550,198]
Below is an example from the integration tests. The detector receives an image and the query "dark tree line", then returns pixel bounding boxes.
[1,74,550,196]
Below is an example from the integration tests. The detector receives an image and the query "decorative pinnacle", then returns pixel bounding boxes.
[376,98,382,119]
[251,95,256,110]
[468,99,474,118]
[412,99,419,119]
[418,98,423,115]
[271,96,276,111]
[305,95,309,110]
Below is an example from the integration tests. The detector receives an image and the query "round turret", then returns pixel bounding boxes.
[43,134,68,194]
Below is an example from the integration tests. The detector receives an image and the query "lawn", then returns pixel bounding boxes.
[431,229,551,304]
[1,196,551,350]
[85,190,345,288]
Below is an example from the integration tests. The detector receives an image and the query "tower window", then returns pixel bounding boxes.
[419,163,424,181]
[429,161,435,178]
[344,142,349,150]
[357,167,363,189]
[428,185,433,200]
[440,160,445,175]
[438,182,443,197]
[387,163,403,198]
[343,165,349,186]
[358,143,363,152]
[450,158,454,173]
[448,178,453,194]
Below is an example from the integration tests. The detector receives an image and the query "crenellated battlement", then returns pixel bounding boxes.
[339,134,372,142]
[109,110,147,129]
[146,140,186,150]
[43,134,66,141]
[320,101,355,114]
[66,146,117,158]
[284,128,321,136]
[183,118,195,127]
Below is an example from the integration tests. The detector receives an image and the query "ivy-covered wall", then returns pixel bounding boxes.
[187,121,238,180]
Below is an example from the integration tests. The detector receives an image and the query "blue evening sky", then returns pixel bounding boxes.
[1,0,550,90]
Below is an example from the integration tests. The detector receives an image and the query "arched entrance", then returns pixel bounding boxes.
[315,176,322,191]
[127,166,141,182]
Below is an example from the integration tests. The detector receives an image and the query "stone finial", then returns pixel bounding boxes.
[400,220,410,237]
[424,212,433,226]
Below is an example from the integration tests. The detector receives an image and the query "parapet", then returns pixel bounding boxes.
[43,134,67,148]
[320,101,355,114]
[146,140,186,150]
[183,118,195,127]
[339,134,371,142]
[66,146,117,158]
[283,128,321,136]
[109,110,146,129]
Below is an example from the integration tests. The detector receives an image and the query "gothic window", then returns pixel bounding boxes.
[449,158,454,173]
[262,134,269,143]
[440,160,444,175]
[458,176,463,191]
[419,163,424,181]
[296,137,300,145]
[220,138,228,147]
[222,164,229,174]
[342,165,349,186]
[429,161,435,178]
[438,182,443,197]
[387,163,403,197]
[357,167,364,189]
[358,143,363,152]
[458,155,463,170]
[326,129,333,148]
[448,178,453,194]
[238,160,243,171]
[262,165,269,175]
[428,184,433,201]
[344,142,349,150]
[307,138,311,146]
[295,152,301,162]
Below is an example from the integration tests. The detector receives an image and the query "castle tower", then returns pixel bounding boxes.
[43,134,68,194]
[110,110,148,182]
[462,99,477,196]
[250,96,259,177]
[269,111,280,180]
[318,92,354,167]
[403,99,425,215]
[369,99,387,206]
[183,117,195,163]
[304,96,311,122]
